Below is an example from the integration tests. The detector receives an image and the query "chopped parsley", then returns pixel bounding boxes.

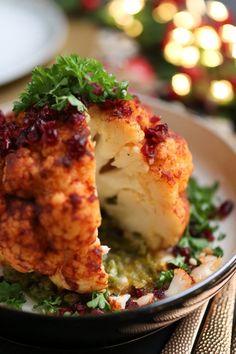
[87,290,111,311]
[167,256,189,272]
[213,246,224,258]
[177,178,224,260]
[0,281,26,309]
[13,55,132,114]
[33,296,62,314]
[157,270,174,288]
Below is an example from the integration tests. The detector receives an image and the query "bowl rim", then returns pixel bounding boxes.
[0,97,236,321]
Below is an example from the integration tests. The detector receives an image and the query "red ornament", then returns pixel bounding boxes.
[124,57,156,82]
[81,0,101,11]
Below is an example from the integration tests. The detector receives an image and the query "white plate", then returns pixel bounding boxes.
[0,0,67,86]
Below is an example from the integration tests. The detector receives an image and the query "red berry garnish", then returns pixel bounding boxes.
[125,299,139,310]
[201,229,215,242]
[153,288,165,299]
[66,134,88,160]
[217,200,234,219]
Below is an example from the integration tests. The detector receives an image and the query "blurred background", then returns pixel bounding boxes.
[0,0,236,147]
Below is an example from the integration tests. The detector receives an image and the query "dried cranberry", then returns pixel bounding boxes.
[125,299,139,310]
[70,112,85,126]
[150,115,161,124]
[66,134,87,160]
[201,229,214,242]
[0,137,11,156]
[217,200,234,219]
[39,105,57,121]
[154,288,165,300]
[134,288,146,298]
[26,125,41,143]
[0,111,6,125]
[92,83,103,96]
[69,193,82,209]
[141,143,156,159]
[73,303,87,315]
[145,124,168,143]
[58,307,74,316]
[142,123,168,160]
[173,246,190,258]
[41,121,58,146]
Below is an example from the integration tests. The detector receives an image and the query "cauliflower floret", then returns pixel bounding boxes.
[89,99,192,250]
[190,255,222,283]
[165,268,193,297]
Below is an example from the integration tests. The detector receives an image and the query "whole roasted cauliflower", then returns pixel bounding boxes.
[0,56,192,293]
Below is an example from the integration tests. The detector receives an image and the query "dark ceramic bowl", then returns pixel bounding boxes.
[1,98,236,349]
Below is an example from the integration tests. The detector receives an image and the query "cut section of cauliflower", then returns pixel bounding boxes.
[89,99,192,250]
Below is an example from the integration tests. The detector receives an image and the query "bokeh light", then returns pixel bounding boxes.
[201,50,223,67]
[195,26,220,50]
[124,19,143,37]
[164,42,182,65]
[152,2,178,23]
[122,0,145,15]
[173,11,196,29]
[181,46,200,67]
[172,73,192,96]
[207,1,229,22]
[171,28,193,45]
[231,43,236,59]
[220,24,236,43]
[210,80,234,103]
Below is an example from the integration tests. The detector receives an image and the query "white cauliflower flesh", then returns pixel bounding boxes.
[89,99,193,250]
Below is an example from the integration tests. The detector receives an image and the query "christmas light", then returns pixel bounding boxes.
[122,0,145,15]
[186,0,206,17]
[220,24,236,43]
[164,42,182,65]
[173,11,196,30]
[171,28,193,45]
[201,50,223,67]
[152,2,178,23]
[210,80,234,103]
[124,19,143,37]
[231,43,236,59]
[207,1,229,22]
[172,73,192,96]
[108,0,133,27]
[195,26,221,50]
[181,46,200,67]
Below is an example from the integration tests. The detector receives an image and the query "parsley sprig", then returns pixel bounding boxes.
[33,296,62,314]
[87,290,111,311]
[0,281,26,309]
[13,55,132,113]
[157,270,174,288]
[180,178,224,259]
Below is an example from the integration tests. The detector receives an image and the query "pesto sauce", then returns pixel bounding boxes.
[100,210,158,293]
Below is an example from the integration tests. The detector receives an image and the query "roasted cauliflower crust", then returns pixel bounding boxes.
[0,112,108,293]
[89,99,192,250]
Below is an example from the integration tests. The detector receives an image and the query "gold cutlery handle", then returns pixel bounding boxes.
[161,302,208,354]
[194,275,236,354]
[161,275,236,354]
